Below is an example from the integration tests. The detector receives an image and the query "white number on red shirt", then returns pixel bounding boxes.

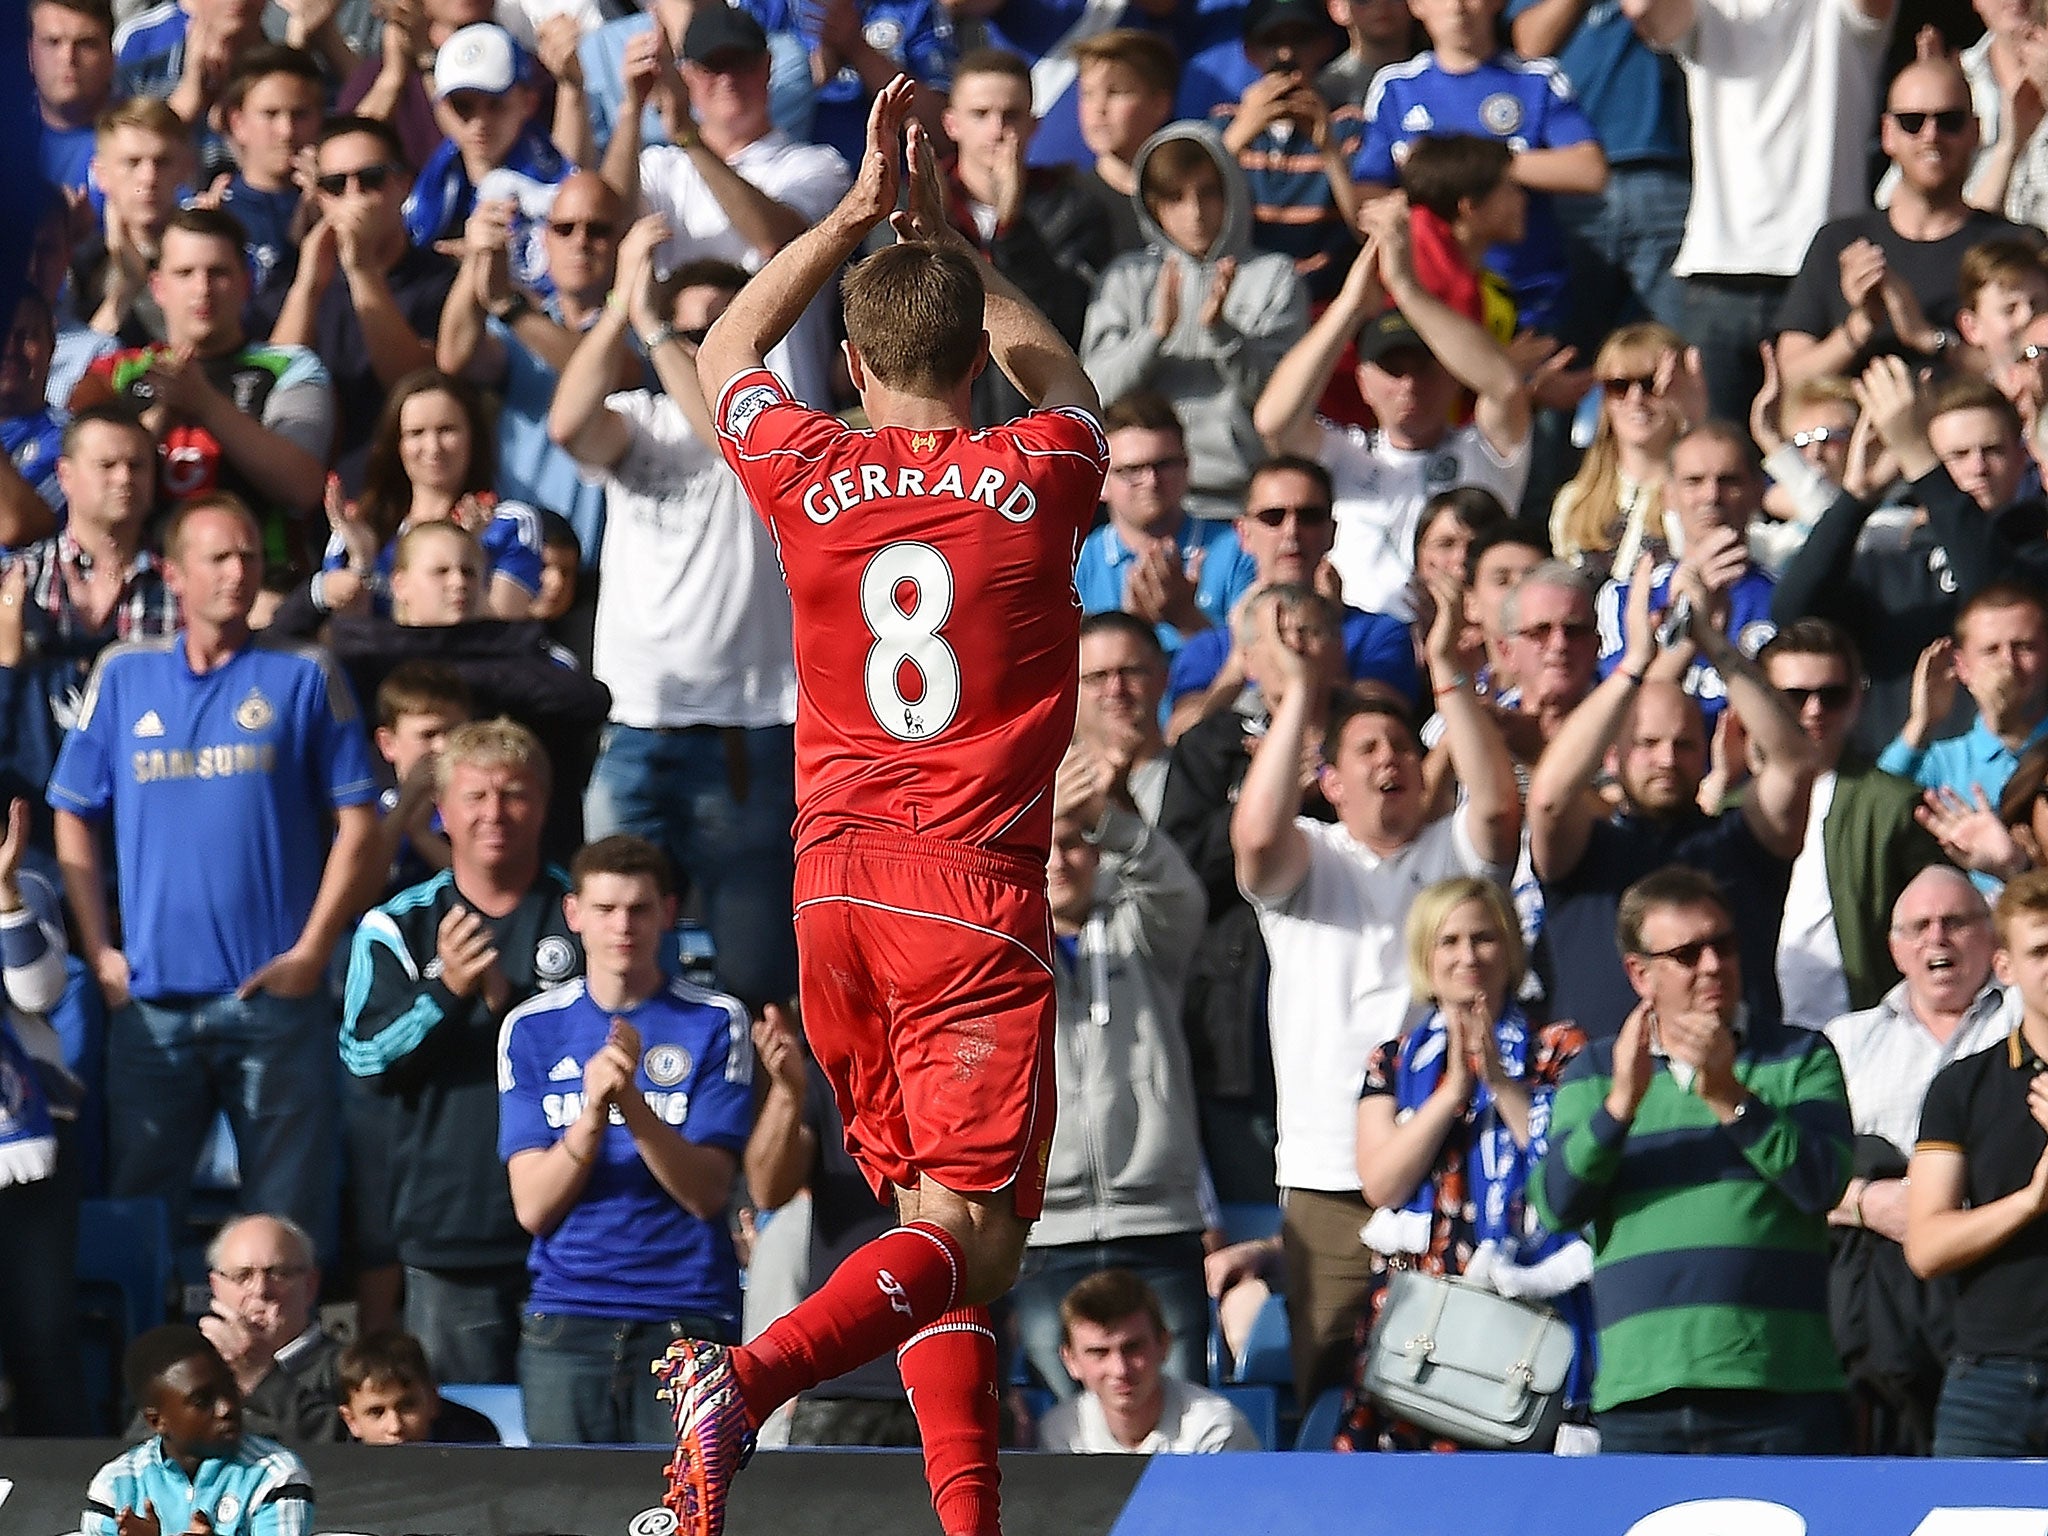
[860,542,961,742]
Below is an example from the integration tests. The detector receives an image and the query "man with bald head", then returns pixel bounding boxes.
[1529,553,1818,1036]
[1777,56,2040,386]
[1823,864,2010,1452]
[201,1213,346,1443]
[438,168,632,558]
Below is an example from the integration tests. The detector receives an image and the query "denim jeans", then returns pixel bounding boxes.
[0,1118,88,1434]
[1554,163,1692,349]
[1682,275,1793,428]
[1010,1233,1209,1400]
[584,722,797,1011]
[1596,1388,1848,1454]
[519,1309,735,1445]
[109,989,339,1260]
[404,1262,530,1386]
[1933,1356,2048,1457]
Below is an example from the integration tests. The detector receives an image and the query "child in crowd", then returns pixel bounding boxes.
[389,521,490,628]
[84,1327,314,1536]
[338,1330,501,1445]
[1958,238,2048,401]
[1070,30,1179,259]
[1082,125,1308,519]
[1398,133,1523,344]
[372,661,472,887]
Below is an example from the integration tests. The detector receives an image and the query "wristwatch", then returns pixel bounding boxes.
[492,291,532,325]
[640,323,682,351]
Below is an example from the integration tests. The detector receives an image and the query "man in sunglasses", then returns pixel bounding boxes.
[438,169,629,557]
[1776,57,2036,388]
[1535,863,1853,1454]
[261,115,452,493]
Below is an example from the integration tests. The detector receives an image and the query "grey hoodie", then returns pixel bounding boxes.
[1080,124,1309,521]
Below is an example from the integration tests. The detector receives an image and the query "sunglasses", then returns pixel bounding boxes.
[1517,619,1596,644]
[315,163,395,196]
[1248,503,1332,527]
[1602,374,1656,398]
[1889,108,1972,135]
[548,218,617,240]
[1790,426,1847,450]
[1110,456,1187,481]
[1778,682,1855,711]
[1641,930,1740,967]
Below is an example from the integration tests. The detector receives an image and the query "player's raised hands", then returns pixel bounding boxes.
[843,73,919,231]
[891,117,973,253]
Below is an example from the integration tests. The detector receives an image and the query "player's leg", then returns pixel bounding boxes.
[895,1179,1026,1536]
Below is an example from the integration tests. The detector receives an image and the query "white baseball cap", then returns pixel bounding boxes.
[434,23,526,99]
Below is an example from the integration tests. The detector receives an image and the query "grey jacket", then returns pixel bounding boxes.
[1031,807,1211,1248]
[1080,124,1309,520]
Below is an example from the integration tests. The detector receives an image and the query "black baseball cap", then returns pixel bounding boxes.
[1355,309,1431,364]
[682,5,769,63]
[1244,0,1343,45]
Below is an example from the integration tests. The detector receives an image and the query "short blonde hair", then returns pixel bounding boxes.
[1994,867,2048,947]
[1403,877,1525,1004]
[435,716,551,797]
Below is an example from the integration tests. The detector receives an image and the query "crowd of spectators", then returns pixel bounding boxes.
[16,0,2048,1504]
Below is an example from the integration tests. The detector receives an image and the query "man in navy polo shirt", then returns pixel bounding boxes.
[498,833,753,1446]
[48,492,382,1259]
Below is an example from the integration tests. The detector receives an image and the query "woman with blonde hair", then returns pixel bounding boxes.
[1334,875,1593,1451]
[1550,323,1705,581]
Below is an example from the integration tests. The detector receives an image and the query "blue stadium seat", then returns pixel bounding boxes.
[75,1196,174,1433]
[1229,1294,1292,1387]
[1218,1384,1279,1451]
[439,1383,529,1447]
[1293,1386,1346,1451]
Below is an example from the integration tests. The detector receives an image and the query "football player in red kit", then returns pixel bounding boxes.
[654,77,1108,1536]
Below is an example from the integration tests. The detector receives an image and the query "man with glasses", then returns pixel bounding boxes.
[1535,864,1853,1454]
[1763,620,1945,1032]
[1075,390,1252,658]
[1075,611,1172,825]
[262,116,453,493]
[201,1214,345,1444]
[1777,57,2038,388]
[1165,452,1416,735]
[547,215,798,1015]
[1824,866,2008,1453]
[1530,550,1817,1038]
[438,169,629,560]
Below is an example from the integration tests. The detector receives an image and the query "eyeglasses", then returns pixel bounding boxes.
[1778,682,1856,711]
[1602,375,1656,399]
[315,163,394,196]
[213,1264,311,1289]
[1889,108,1972,135]
[1110,456,1187,482]
[1790,426,1847,450]
[1248,503,1332,527]
[547,218,617,240]
[1639,930,1740,967]
[1893,912,1987,939]
[1517,619,1596,644]
[1079,664,1154,689]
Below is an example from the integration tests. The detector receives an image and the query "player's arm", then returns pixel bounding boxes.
[696,76,921,407]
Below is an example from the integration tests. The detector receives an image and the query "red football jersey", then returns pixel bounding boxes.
[715,369,1109,863]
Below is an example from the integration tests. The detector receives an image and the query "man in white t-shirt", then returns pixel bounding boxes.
[1037,1269,1261,1454]
[1231,572,1520,1404]
[1623,0,1893,422]
[599,3,852,407]
[548,214,798,1013]
[1253,194,1531,619]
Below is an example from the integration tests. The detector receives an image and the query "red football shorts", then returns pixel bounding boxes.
[793,830,1056,1221]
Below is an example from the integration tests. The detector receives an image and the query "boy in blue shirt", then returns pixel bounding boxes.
[84,1326,313,1536]
[498,833,754,1446]
[1351,0,1604,337]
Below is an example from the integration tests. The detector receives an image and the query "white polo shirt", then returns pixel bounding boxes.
[1037,1377,1261,1453]
[1252,810,1510,1192]
[1824,980,2015,1157]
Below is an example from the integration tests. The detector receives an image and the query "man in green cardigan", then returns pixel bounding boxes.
[1762,619,1947,1029]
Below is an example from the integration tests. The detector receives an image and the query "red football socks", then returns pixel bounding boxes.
[899,1306,1001,1536]
[731,1220,965,1422]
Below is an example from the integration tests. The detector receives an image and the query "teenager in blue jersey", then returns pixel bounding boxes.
[499,833,753,1446]
[31,0,116,200]
[1595,424,1778,732]
[1351,0,1605,338]
[47,492,382,1266]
